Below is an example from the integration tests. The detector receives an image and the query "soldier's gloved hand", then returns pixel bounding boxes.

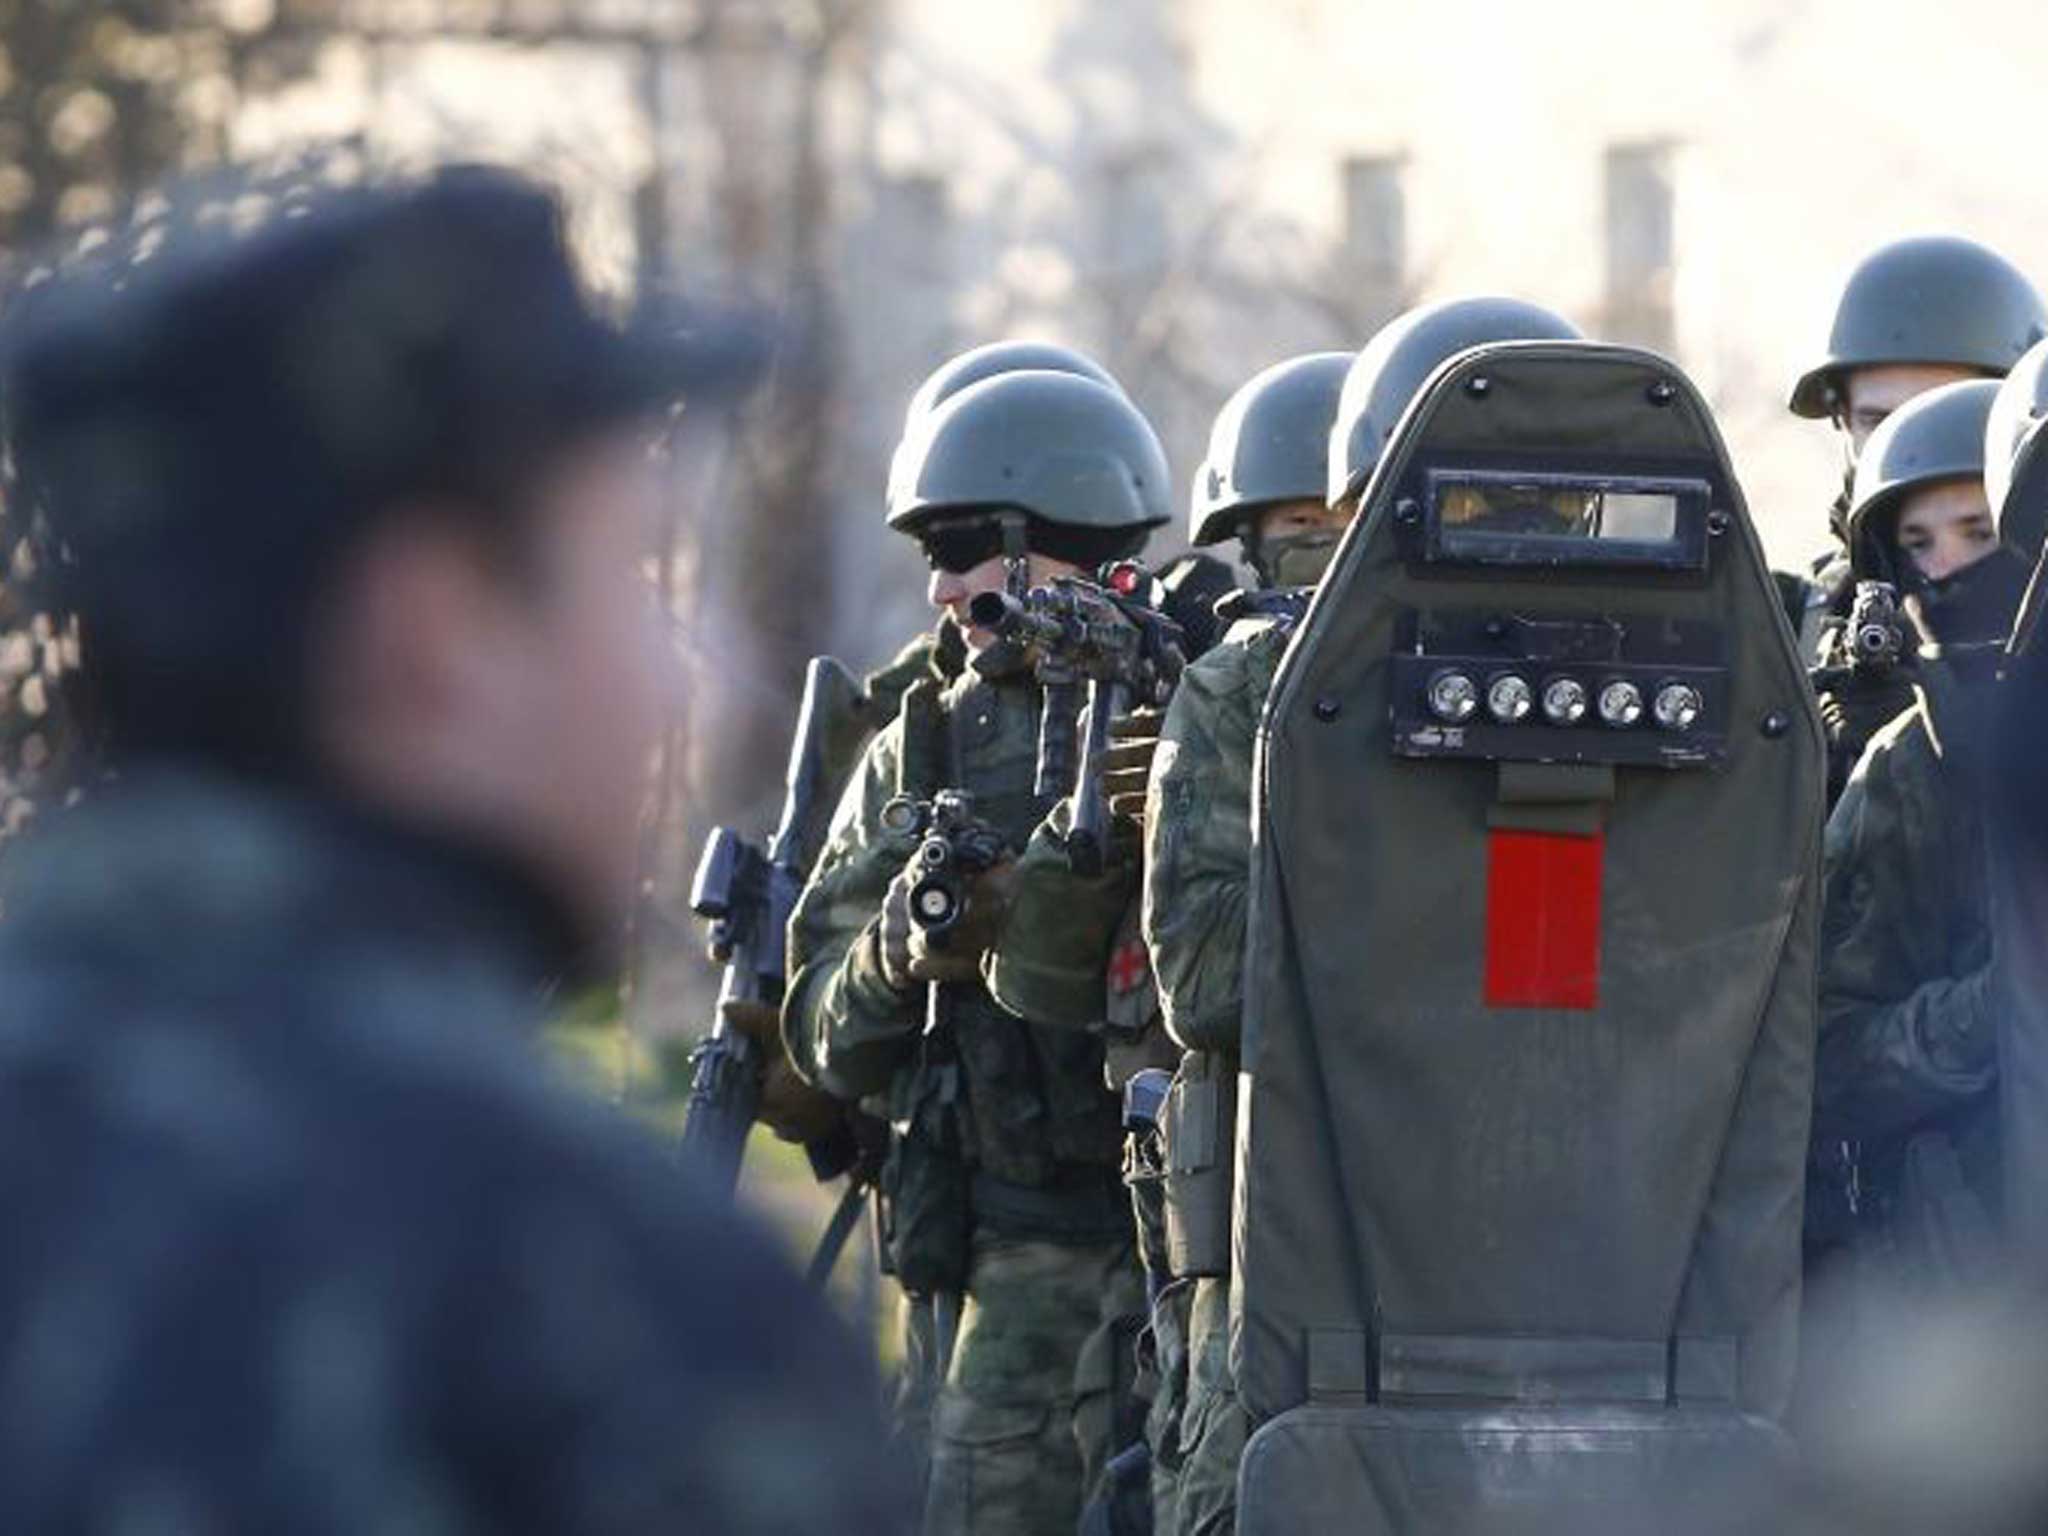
[758,1059,845,1144]
[876,869,920,993]
[906,858,1017,983]
[1818,669,1916,780]
[723,999,845,1144]
[1102,708,1165,834]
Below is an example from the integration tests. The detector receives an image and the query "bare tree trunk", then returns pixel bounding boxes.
[682,0,870,841]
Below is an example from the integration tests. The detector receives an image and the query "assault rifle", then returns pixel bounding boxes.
[681,657,867,1195]
[1811,579,1908,691]
[879,788,1008,942]
[969,562,1187,875]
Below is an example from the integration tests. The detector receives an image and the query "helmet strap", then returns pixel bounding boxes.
[1830,440,1856,548]
[999,510,1030,598]
[1240,525,1272,588]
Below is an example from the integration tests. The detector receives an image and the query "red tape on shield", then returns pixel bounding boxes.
[1484,829,1604,1010]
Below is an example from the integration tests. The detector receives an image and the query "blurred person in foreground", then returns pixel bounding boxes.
[0,165,907,1534]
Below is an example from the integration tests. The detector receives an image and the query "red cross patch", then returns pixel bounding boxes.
[1108,937,1151,997]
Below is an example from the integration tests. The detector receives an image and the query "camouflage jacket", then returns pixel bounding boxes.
[862,620,966,741]
[1816,681,1999,1217]
[784,664,1125,1187]
[0,773,907,1534]
[1142,619,1290,1055]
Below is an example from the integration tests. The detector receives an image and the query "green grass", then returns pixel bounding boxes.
[544,998,900,1368]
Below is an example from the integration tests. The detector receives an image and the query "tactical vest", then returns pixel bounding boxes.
[1233,343,1825,1532]
[897,667,1125,1232]
[1158,614,1295,1285]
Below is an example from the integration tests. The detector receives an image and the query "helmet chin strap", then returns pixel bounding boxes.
[1240,526,1274,588]
[1829,409,1857,548]
[999,510,1031,598]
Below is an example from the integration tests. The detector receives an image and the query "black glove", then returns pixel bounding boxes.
[1818,668,1917,796]
[905,858,1016,982]
[724,999,846,1145]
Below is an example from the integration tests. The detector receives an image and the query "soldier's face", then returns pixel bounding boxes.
[1837,364,1982,456]
[1253,498,1349,540]
[927,552,1083,650]
[1894,478,1999,583]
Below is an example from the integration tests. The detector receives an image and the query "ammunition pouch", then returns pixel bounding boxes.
[884,1037,973,1296]
[955,993,1123,1185]
[881,1136,970,1296]
[1124,1115,1171,1289]
[1162,1051,1236,1279]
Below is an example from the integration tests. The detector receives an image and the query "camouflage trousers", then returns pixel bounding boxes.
[923,1228,1144,1536]
[1162,1276,1245,1536]
[894,1293,947,1486]
[1144,1276,1194,1521]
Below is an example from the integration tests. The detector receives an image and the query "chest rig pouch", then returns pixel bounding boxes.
[880,675,975,1296]
[1160,618,1296,1284]
[893,672,1126,1254]
[1233,343,1825,1533]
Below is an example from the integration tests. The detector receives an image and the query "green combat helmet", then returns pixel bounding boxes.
[902,340,1121,428]
[888,341,1122,510]
[887,369,1171,552]
[1846,377,2001,587]
[1191,352,1354,546]
[1789,236,2047,419]
[1987,338,2048,565]
[1327,296,1582,507]
[1236,340,1822,1532]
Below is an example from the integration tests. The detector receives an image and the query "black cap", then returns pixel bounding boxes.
[0,164,764,771]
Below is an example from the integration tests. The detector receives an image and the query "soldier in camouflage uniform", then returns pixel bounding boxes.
[980,552,1245,1536]
[784,367,1170,1536]
[1809,375,2035,1330]
[1144,301,1580,1536]
[0,168,907,1533]
[748,340,1137,1480]
[1786,237,2046,800]
[1014,350,1350,1534]
[744,341,1118,1148]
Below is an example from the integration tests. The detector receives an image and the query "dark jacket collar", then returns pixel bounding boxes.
[0,770,585,1001]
